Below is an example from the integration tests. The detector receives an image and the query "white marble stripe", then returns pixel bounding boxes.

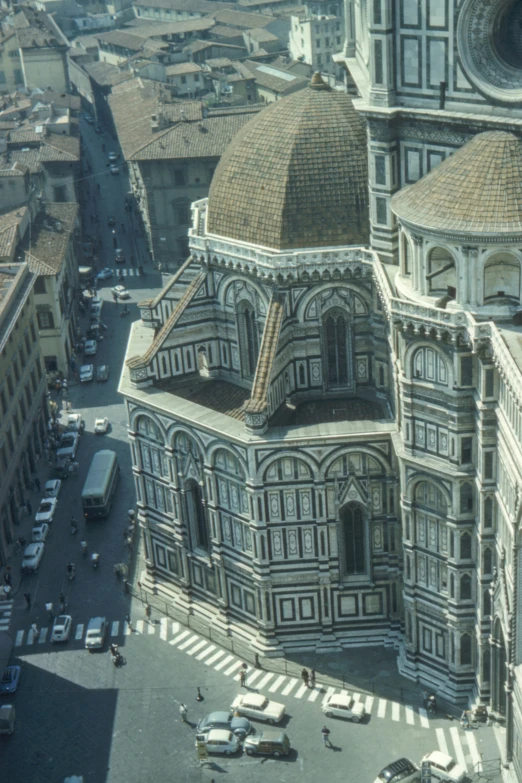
[186,640,207,656]
[269,675,286,693]
[15,630,24,646]
[308,686,321,703]
[436,727,449,756]
[75,624,84,640]
[169,630,190,646]
[214,654,234,671]
[160,618,168,641]
[256,672,275,690]
[322,686,335,706]
[281,678,298,696]
[245,670,263,687]
[205,650,225,666]
[224,660,243,677]
[377,699,386,718]
[450,726,468,771]
[294,683,309,699]
[419,707,430,728]
[364,696,374,713]
[196,645,216,662]
[405,705,415,725]
[465,730,482,773]
[111,621,119,637]
[136,620,144,635]
[178,634,199,651]
[391,702,400,721]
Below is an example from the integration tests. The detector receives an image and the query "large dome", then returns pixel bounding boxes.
[206,74,369,251]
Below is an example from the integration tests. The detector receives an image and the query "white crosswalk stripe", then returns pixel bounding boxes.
[214,654,234,671]
[245,670,263,687]
[205,650,225,666]
[171,622,180,635]
[322,687,335,706]
[39,628,48,643]
[147,622,155,635]
[15,630,24,646]
[124,621,132,636]
[178,634,199,651]
[269,675,286,693]
[196,645,216,662]
[419,707,430,728]
[224,660,243,677]
[466,730,482,772]
[307,686,321,703]
[169,630,190,646]
[405,705,415,725]
[111,621,119,637]
[295,683,309,699]
[257,672,275,690]
[450,726,468,771]
[364,696,374,713]
[436,727,449,756]
[282,678,298,696]
[75,624,84,640]
[391,702,400,722]
[377,699,387,718]
[0,600,13,631]
[352,692,361,702]
[186,640,207,656]
[136,620,144,635]
[160,618,168,641]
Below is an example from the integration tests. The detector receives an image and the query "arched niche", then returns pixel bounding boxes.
[483,252,521,302]
[426,246,456,296]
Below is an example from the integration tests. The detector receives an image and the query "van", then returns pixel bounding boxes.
[79,266,94,287]
[194,729,240,756]
[244,729,290,757]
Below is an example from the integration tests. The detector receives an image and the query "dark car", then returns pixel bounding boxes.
[0,666,21,694]
[244,729,290,757]
[374,758,420,783]
[96,365,110,382]
[107,215,116,227]
[115,249,125,264]
[197,711,252,739]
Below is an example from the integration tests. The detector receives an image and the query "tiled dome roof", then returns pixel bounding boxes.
[206,74,369,250]
[392,131,522,235]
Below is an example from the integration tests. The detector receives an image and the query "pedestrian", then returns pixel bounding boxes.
[179,703,187,722]
[34,476,41,492]
[31,622,39,638]
[321,726,331,747]
[301,668,309,687]
[239,665,247,687]
[3,584,11,599]
[58,592,66,607]
[145,603,151,623]
[4,571,12,586]
[309,669,316,688]
[125,613,133,632]
[45,601,54,621]
[24,592,31,609]
[26,500,32,516]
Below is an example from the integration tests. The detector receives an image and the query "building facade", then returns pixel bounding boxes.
[289,0,345,77]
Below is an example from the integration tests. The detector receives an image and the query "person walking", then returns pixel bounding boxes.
[24,592,31,609]
[309,669,316,688]
[301,668,309,687]
[58,592,66,612]
[125,613,133,632]
[31,622,39,639]
[239,665,247,687]
[34,476,41,492]
[145,603,152,623]
[321,726,331,747]
[45,602,54,622]
[179,703,188,722]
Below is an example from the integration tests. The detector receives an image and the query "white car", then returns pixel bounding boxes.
[44,479,62,498]
[111,285,130,300]
[420,752,466,783]
[109,164,119,175]
[35,497,57,524]
[230,693,285,724]
[94,417,109,434]
[67,413,84,433]
[321,692,365,722]
[57,432,79,460]
[21,543,45,573]
[195,729,240,756]
[84,339,97,356]
[51,615,72,643]
[108,151,117,161]
[85,617,108,650]
[80,364,94,382]
[32,523,50,543]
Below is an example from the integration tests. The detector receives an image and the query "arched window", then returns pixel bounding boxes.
[185,478,208,551]
[340,502,365,575]
[460,482,473,513]
[414,481,447,514]
[460,533,472,559]
[427,246,456,295]
[460,633,472,665]
[324,308,348,387]
[238,301,259,379]
[484,253,521,302]
[412,346,448,385]
[483,589,492,617]
[483,548,493,574]
[460,574,472,600]
[484,496,494,528]
[198,347,209,377]
[136,416,162,442]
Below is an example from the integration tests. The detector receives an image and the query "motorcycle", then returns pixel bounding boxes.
[91,553,100,569]
[80,540,88,558]
[112,651,124,667]
[423,692,437,714]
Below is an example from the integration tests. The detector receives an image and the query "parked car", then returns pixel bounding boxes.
[32,523,50,543]
[56,432,79,462]
[110,164,119,175]
[230,693,285,724]
[85,115,94,124]
[115,249,125,264]
[86,326,101,340]
[96,268,113,280]
[84,340,97,356]
[244,729,291,757]
[197,712,252,740]
[80,365,94,383]
[373,758,420,783]
[51,615,72,643]
[35,498,57,524]
[44,479,62,498]
[85,617,108,650]
[194,729,240,756]
[94,417,109,434]
[420,752,466,783]
[67,413,85,434]
[321,692,365,722]
[108,151,117,161]
[107,215,116,226]
[90,304,102,321]
[0,667,21,694]
[111,285,130,300]
[96,365,110,382]
[21,543,45,573]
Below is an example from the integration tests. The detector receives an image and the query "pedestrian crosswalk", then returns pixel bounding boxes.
[0,599,13,632]
[111,267,139,277]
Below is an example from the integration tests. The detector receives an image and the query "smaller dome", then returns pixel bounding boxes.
[392,132,522,235]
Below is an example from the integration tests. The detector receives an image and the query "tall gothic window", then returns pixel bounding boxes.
[341,502,365,575]
[324,309,348,387]
[238,302,259,379]
[186,478,208,551]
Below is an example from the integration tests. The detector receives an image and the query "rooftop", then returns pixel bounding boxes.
[165,61,203,76]
[209,8,275,28]
[23,203,78,275]
[132,0,232,11]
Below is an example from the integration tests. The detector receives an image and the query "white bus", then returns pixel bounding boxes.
[82,450,119,519]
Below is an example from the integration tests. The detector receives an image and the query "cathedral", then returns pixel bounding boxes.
[120,0,522,775]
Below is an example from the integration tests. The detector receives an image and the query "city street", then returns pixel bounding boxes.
[0,120,504,783]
